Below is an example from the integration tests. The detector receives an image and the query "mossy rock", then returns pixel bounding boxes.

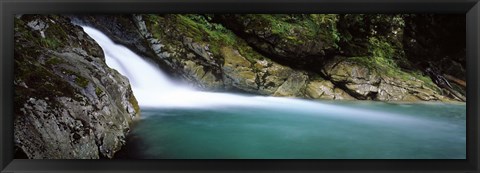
[14,15,140,159]
[215,14,341,68]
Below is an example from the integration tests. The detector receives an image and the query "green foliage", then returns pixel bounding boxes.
[262,14,313,39]
[250,14,340,47]
[341,14,405,37]
[369,37,396,61]
[349,36,434,86]
[367,37,405,78]
[175,15,237,54]
[178,14,236,45]
[337,14,407,53]
[310,14,340,48]
[349,37,397,74]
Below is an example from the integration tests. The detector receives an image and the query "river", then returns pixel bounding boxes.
[82,26,466,159]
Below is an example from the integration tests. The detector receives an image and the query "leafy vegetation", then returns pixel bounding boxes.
[348,36,435,87]
[180,14,237,45]
[240,14,340,48]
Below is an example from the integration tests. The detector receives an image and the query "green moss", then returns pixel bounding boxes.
[349,37,436,88]
[145,14,343,69]
[144,15,164,41]
[14,15,89,105]
[41,37,62,49]
[45,56,64,66]
[15,16,68,50]
[143,14,271,64]
[15,55,82,103]
[128,94,140,114]
[360,37,403,77]
[75,76,89,88]
[41,16,69,49]
[15,21,43,47]
[63,70,90,88]
[95,87,103,96]
[179,15,255,60]
[177,15,236,47]
[235,41,265,62]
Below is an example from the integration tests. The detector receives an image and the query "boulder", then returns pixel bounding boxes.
[305,80,354,100]
[216,14,340,68]
[221,47,258,92]
[322,57,450,101]
[14,15,140,159]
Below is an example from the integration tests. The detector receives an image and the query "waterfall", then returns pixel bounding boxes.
[81,26,454,127]
[82,26,261,108]
[80,26,465,159]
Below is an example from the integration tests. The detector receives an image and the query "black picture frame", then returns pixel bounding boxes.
[1,0,479,172]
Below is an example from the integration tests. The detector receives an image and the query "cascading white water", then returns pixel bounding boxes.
[82,26,265,108]
[82,26,454,126]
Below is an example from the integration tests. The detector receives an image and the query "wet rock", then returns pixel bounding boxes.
[215,14,339,68]
[70,15,156,60]
[14,15,140,159]
[323,57,449,101]
[222,47,258,92]
[183,60,223,89]
[273,71,308,97]
[306,80,354,100]
[323,57,381,99]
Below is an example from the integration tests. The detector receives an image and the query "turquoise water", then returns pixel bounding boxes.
[128,101,465,159]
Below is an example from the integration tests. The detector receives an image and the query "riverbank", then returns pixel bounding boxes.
[13,14,466,159]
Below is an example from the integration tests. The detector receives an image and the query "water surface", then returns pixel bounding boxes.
[130,102,465,159]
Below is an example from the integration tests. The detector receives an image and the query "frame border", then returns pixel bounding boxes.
[1,0,479,172]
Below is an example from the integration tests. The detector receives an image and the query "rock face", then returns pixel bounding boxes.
[14,14,466,158]
[72,14,465,102]
[322,57,448,101]
[14,15,140,159]
[215,14,339,69]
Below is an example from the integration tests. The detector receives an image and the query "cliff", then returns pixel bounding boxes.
[14,15,140,159]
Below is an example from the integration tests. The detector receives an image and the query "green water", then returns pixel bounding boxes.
[128,100,465,159]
